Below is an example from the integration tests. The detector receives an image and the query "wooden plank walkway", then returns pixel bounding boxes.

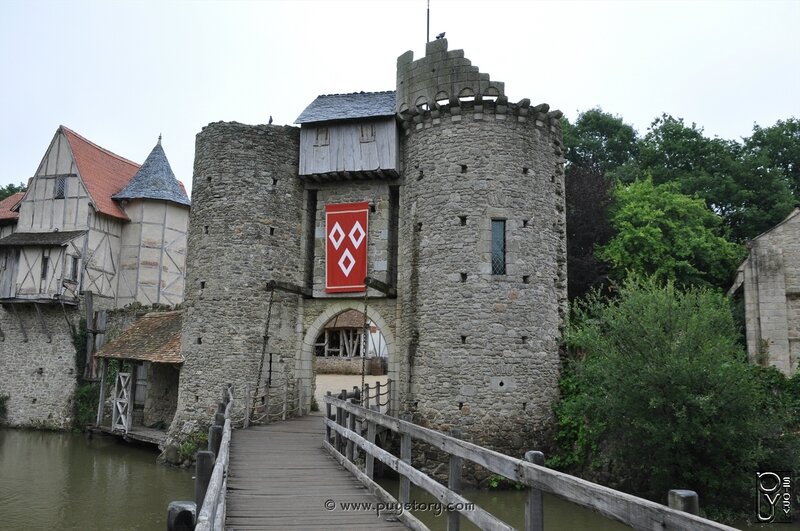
[225,414,408,530]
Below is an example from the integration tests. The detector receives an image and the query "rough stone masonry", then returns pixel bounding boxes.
[167,39,566,459]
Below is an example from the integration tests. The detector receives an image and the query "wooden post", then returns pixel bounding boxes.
[209,424,222,457]
[366,405,378,479]
[195,450,215,511]
[282,382,288,420]
[524,451,545,531]
[400,413,412,505]
[215,412,225,427]
[264,382,271,424]
[448,428,463,531]
[84,290,95,380]
[222,385,229,407]
[95,358,108,426]
[244,384,251,429]
[668,490,699,516]
[364,384,371,409]
[336,389,346,454]
[216,401,225,416]
[375,381,381,410]
[347,399,356,462]
[325,391,332,443]
[296,378,303,415]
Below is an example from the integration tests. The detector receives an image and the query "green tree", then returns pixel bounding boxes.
[639,114,794,241]
[598,179,744,289]
[0,182,25,201]
[744,118,800,196]
[562,108,639,174]
[553,277,799,518]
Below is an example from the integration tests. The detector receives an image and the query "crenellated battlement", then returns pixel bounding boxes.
[397,96,564,139]
[396,38,507,115]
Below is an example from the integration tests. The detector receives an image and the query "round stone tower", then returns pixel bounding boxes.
[167,122,305,441]
[396,39,567,455]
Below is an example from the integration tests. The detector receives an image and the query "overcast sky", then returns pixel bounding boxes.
[1,0,797,195]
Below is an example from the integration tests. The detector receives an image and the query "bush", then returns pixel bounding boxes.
[73,383,99,429]
[552,276,799,519]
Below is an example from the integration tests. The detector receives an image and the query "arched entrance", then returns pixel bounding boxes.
[299,302,398,415]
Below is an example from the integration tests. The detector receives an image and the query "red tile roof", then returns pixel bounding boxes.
[61,126,140,220]
[0,192,24,222]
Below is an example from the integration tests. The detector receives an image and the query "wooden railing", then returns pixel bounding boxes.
[167,384,234,531]
[323,395,739,531]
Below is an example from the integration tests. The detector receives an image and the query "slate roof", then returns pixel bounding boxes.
[0,192,24,222]
[295,91,396,124]
[61,126,140,220]
[113,139,191,206]
[0,230,86,247]
[95,310,184,364]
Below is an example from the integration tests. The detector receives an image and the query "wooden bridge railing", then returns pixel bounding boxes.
[168,384,234,531]
[323,395,739,531]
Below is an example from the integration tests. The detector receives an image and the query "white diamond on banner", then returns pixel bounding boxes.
[349,221,366,249]
[329,222,345,250]
[338,248,356,276]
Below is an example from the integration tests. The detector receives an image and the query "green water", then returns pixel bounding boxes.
[0,429,193,531]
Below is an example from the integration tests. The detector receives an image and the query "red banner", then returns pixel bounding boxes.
[325,202,369,293]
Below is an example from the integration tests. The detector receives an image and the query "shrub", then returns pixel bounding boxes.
[552,276,799,519]
[73,383,99,429]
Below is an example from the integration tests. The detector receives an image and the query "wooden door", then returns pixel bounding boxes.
[111,372,132,433]
[0,249,19,298]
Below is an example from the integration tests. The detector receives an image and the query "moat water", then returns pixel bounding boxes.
[0,428,192,530]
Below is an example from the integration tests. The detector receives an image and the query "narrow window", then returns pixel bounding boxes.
[70,256,79,282]
[491,219,506,275]
[41,255,49,280]
[54,176,66,199]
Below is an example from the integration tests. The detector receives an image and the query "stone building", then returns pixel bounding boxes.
[0,127,190,429]
[169,39,566,456]
[730,208,800,375]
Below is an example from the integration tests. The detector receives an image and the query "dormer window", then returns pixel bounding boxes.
[54,176,66,199]
[314,127,329,147]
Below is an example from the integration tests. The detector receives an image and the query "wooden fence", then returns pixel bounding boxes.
[323,394,740,531]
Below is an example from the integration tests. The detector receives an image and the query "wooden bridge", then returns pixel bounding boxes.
[171,383,740,531]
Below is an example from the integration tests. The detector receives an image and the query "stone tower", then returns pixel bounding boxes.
[167,40,566,457]
[395,39,567,450]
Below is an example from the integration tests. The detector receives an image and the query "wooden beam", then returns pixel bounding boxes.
[364,276,397,297]
[10,302,28,342]
[266,280,312,298]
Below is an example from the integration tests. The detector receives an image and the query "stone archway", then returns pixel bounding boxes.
[298,301,398,414]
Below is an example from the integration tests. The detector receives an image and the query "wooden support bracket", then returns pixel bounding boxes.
[10,303,28,342]
[34,303,52,343]
[266,280,313,298]
[364,276,397,298]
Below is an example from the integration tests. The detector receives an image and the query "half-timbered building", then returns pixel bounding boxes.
[0,126,190,429]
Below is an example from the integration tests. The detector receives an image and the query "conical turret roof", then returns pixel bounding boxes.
[113,138,190,206]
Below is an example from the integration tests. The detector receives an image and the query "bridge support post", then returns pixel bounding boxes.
[365,406,378,479]
[336,390,347,454]
[347,399,357,462]
[325,391,332,444]
[195,450,215,514]
[524,451,545,531]
[448,428,463,531]
[400,413,412,505]
[244,384,251,429]
[209,424,222,457]
[668,489,699,515]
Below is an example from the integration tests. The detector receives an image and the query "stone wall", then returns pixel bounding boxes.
[168,122,305,443]
[741,209,800,374]
[0,304,79,429]
[143,363,180,428]
[396,39,566,455]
